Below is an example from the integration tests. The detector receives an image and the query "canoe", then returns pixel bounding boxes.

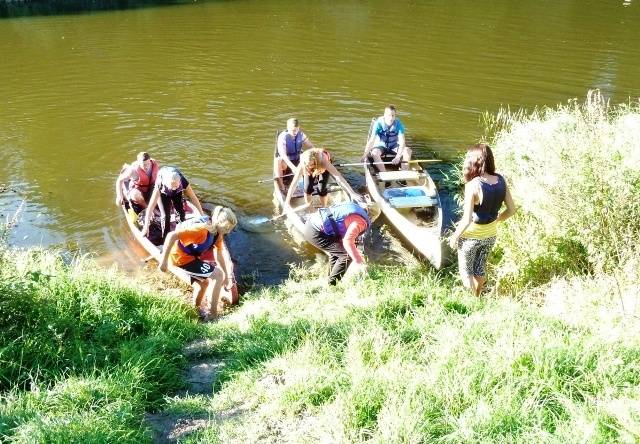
[116,165,238,304]
[364,160,447,269]
[272,132,351,244]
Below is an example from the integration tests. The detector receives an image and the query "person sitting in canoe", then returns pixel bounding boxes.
[362,104,413,172]
[283,148,362,208]
[275,117,315,193]
[158,206,237,320]
[115,151,160,213]
[141,166,204,240]
[303,199,381,285]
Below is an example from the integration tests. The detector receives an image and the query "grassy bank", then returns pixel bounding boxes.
[2,92,639,443]
[0,244,201,442]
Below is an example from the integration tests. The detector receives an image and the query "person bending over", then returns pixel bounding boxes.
[449,143,516,296]
[284,148,361,209]
[141,166,204,240]
[158,206,237,320]
[303,200,380,285]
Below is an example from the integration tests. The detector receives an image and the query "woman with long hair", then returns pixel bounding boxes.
[449,143,516,296]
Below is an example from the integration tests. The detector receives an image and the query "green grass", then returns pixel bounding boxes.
[0,247,201,442]
[2,92,639,443]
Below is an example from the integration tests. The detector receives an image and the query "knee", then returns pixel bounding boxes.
[129,188,144,203]
[209,266,224,281]
[370,148,383,159]
[460,274,472,289]
[193,280,207,291]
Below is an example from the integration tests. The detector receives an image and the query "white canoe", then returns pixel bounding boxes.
[272,134,351,245]
[116,167,238,304]
[364,162,447,269]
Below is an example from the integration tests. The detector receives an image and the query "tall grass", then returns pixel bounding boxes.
[0,244,201,442]
[489,91,640,292]
[165,264,640,443]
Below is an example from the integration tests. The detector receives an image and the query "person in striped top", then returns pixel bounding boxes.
[449,143,516,296]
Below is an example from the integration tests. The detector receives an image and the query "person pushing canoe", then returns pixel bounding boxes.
[158,206,237,320]
[303,200,380,285]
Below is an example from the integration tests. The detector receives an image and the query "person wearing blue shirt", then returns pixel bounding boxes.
[362,105,412,172]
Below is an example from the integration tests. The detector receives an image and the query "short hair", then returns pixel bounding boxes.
[211,206,237,233]
[137,152,150,162]
[287,117,299,129]
[463,143,496,183]
[385,104,397,113]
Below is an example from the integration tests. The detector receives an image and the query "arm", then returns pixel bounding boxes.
[325,161,361,200]
[141,186,161,236]
[361,127,378,160]
[158,230,178,272]
[115,166,133,206]
[302,137,315,150]
[277,136,298,173]
[449,181,477,249]
[184,185,204,215]
[283,164,303,209]
[213,235,233,289]
[497,184,516,222]
[391,130,408,165]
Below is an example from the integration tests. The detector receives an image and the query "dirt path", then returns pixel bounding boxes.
[145,339,225,443]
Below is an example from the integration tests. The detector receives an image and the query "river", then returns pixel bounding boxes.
[1,0,639,284]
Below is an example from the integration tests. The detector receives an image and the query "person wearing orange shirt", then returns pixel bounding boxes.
[303,200,380,285]
[158,206,237,320]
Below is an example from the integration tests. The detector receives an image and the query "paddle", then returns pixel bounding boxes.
[336,159,442,167]
[241,203,311,233]
[257,172,294,184]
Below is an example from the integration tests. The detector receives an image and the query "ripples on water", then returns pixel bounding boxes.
[1,0,639,284]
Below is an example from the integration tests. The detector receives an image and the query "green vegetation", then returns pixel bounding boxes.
[0,244,201,442]
[1,92,639,442]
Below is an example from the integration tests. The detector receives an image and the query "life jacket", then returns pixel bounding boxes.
[176,216,218,257]
[311,202,370,239]
[377,118,400,150]
[132,159,159,194]
[473,174,506,224]
[283,131,304,163]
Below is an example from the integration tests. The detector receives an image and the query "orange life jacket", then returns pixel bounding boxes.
[132,159,159,193]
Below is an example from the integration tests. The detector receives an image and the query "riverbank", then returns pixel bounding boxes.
[1,93,639,442]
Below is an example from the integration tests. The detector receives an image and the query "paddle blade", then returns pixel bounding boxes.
[240,215,275,233]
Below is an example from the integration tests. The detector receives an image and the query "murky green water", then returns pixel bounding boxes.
[1,0,639,282]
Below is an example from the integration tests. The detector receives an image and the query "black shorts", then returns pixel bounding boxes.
[178,258,216,282]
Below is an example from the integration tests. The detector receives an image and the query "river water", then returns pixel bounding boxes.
[1,0,639,284]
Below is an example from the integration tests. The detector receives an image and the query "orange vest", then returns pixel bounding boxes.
[132,159,159,193]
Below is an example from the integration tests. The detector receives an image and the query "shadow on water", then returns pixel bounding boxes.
[0,0,212,18]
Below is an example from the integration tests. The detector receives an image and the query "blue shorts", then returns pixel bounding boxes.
[457,237,496,277]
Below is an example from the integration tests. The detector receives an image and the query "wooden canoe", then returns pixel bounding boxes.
[116,166,238,304]
[272,132,351,245]
[364,161,447,269]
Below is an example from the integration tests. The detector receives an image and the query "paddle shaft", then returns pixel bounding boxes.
[258,172,294,184]
[336,159,441,167]
[268,202,311,222]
